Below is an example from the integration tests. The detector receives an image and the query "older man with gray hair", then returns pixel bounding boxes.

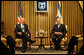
[52,18,67,50]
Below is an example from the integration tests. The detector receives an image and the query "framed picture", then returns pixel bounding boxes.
[34,1,48,12]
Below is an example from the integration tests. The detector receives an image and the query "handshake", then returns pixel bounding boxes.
[55,32,62,35]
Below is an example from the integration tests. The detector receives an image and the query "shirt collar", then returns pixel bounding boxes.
[21,23,24,25]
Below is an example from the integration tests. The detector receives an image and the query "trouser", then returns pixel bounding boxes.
[52,35,63,49]
[16,32,33,49]
[6,36,16,54]
[68,36,78,54]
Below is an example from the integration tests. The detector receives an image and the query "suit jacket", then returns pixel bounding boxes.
[14,23,30,35]
[52,24,67,36]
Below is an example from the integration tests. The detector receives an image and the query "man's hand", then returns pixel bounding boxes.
[58,32,62,35]
[57,32,61,35]
[55,32,58,34]
[18,32,22,35]
[55,32,62,35]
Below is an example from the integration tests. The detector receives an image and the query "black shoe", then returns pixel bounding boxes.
[54,47,61,50]
[31,40,36,44]
[68,51,73,54]
[21,49,26,53]
[54,46,57,49]
[56,45,61,50]
[56,48,61,50]
[53,48,57,50]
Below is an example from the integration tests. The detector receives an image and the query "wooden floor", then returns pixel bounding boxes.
[15,46,75,54]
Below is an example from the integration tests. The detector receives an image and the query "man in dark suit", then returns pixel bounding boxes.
[68,32,83,54]
[52,18,67,50]
[1,42,11,55]
[14,18,36,52]
[1,31,15,54]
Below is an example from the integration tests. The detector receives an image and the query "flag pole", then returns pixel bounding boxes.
[62,1,63,21]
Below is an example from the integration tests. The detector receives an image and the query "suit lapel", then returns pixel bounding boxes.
[56,24,58,29]
[19,24,22,31]
[55,24,59,30]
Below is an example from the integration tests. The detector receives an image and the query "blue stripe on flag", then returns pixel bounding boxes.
[58,2,62,16]
[18,1,22,18]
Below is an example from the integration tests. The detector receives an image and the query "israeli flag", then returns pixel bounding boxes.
[56,1,63,24]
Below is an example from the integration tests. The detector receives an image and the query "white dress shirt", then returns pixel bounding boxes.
[21,24,25,32]
[57,24,63,35]
[58,24,61,28]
